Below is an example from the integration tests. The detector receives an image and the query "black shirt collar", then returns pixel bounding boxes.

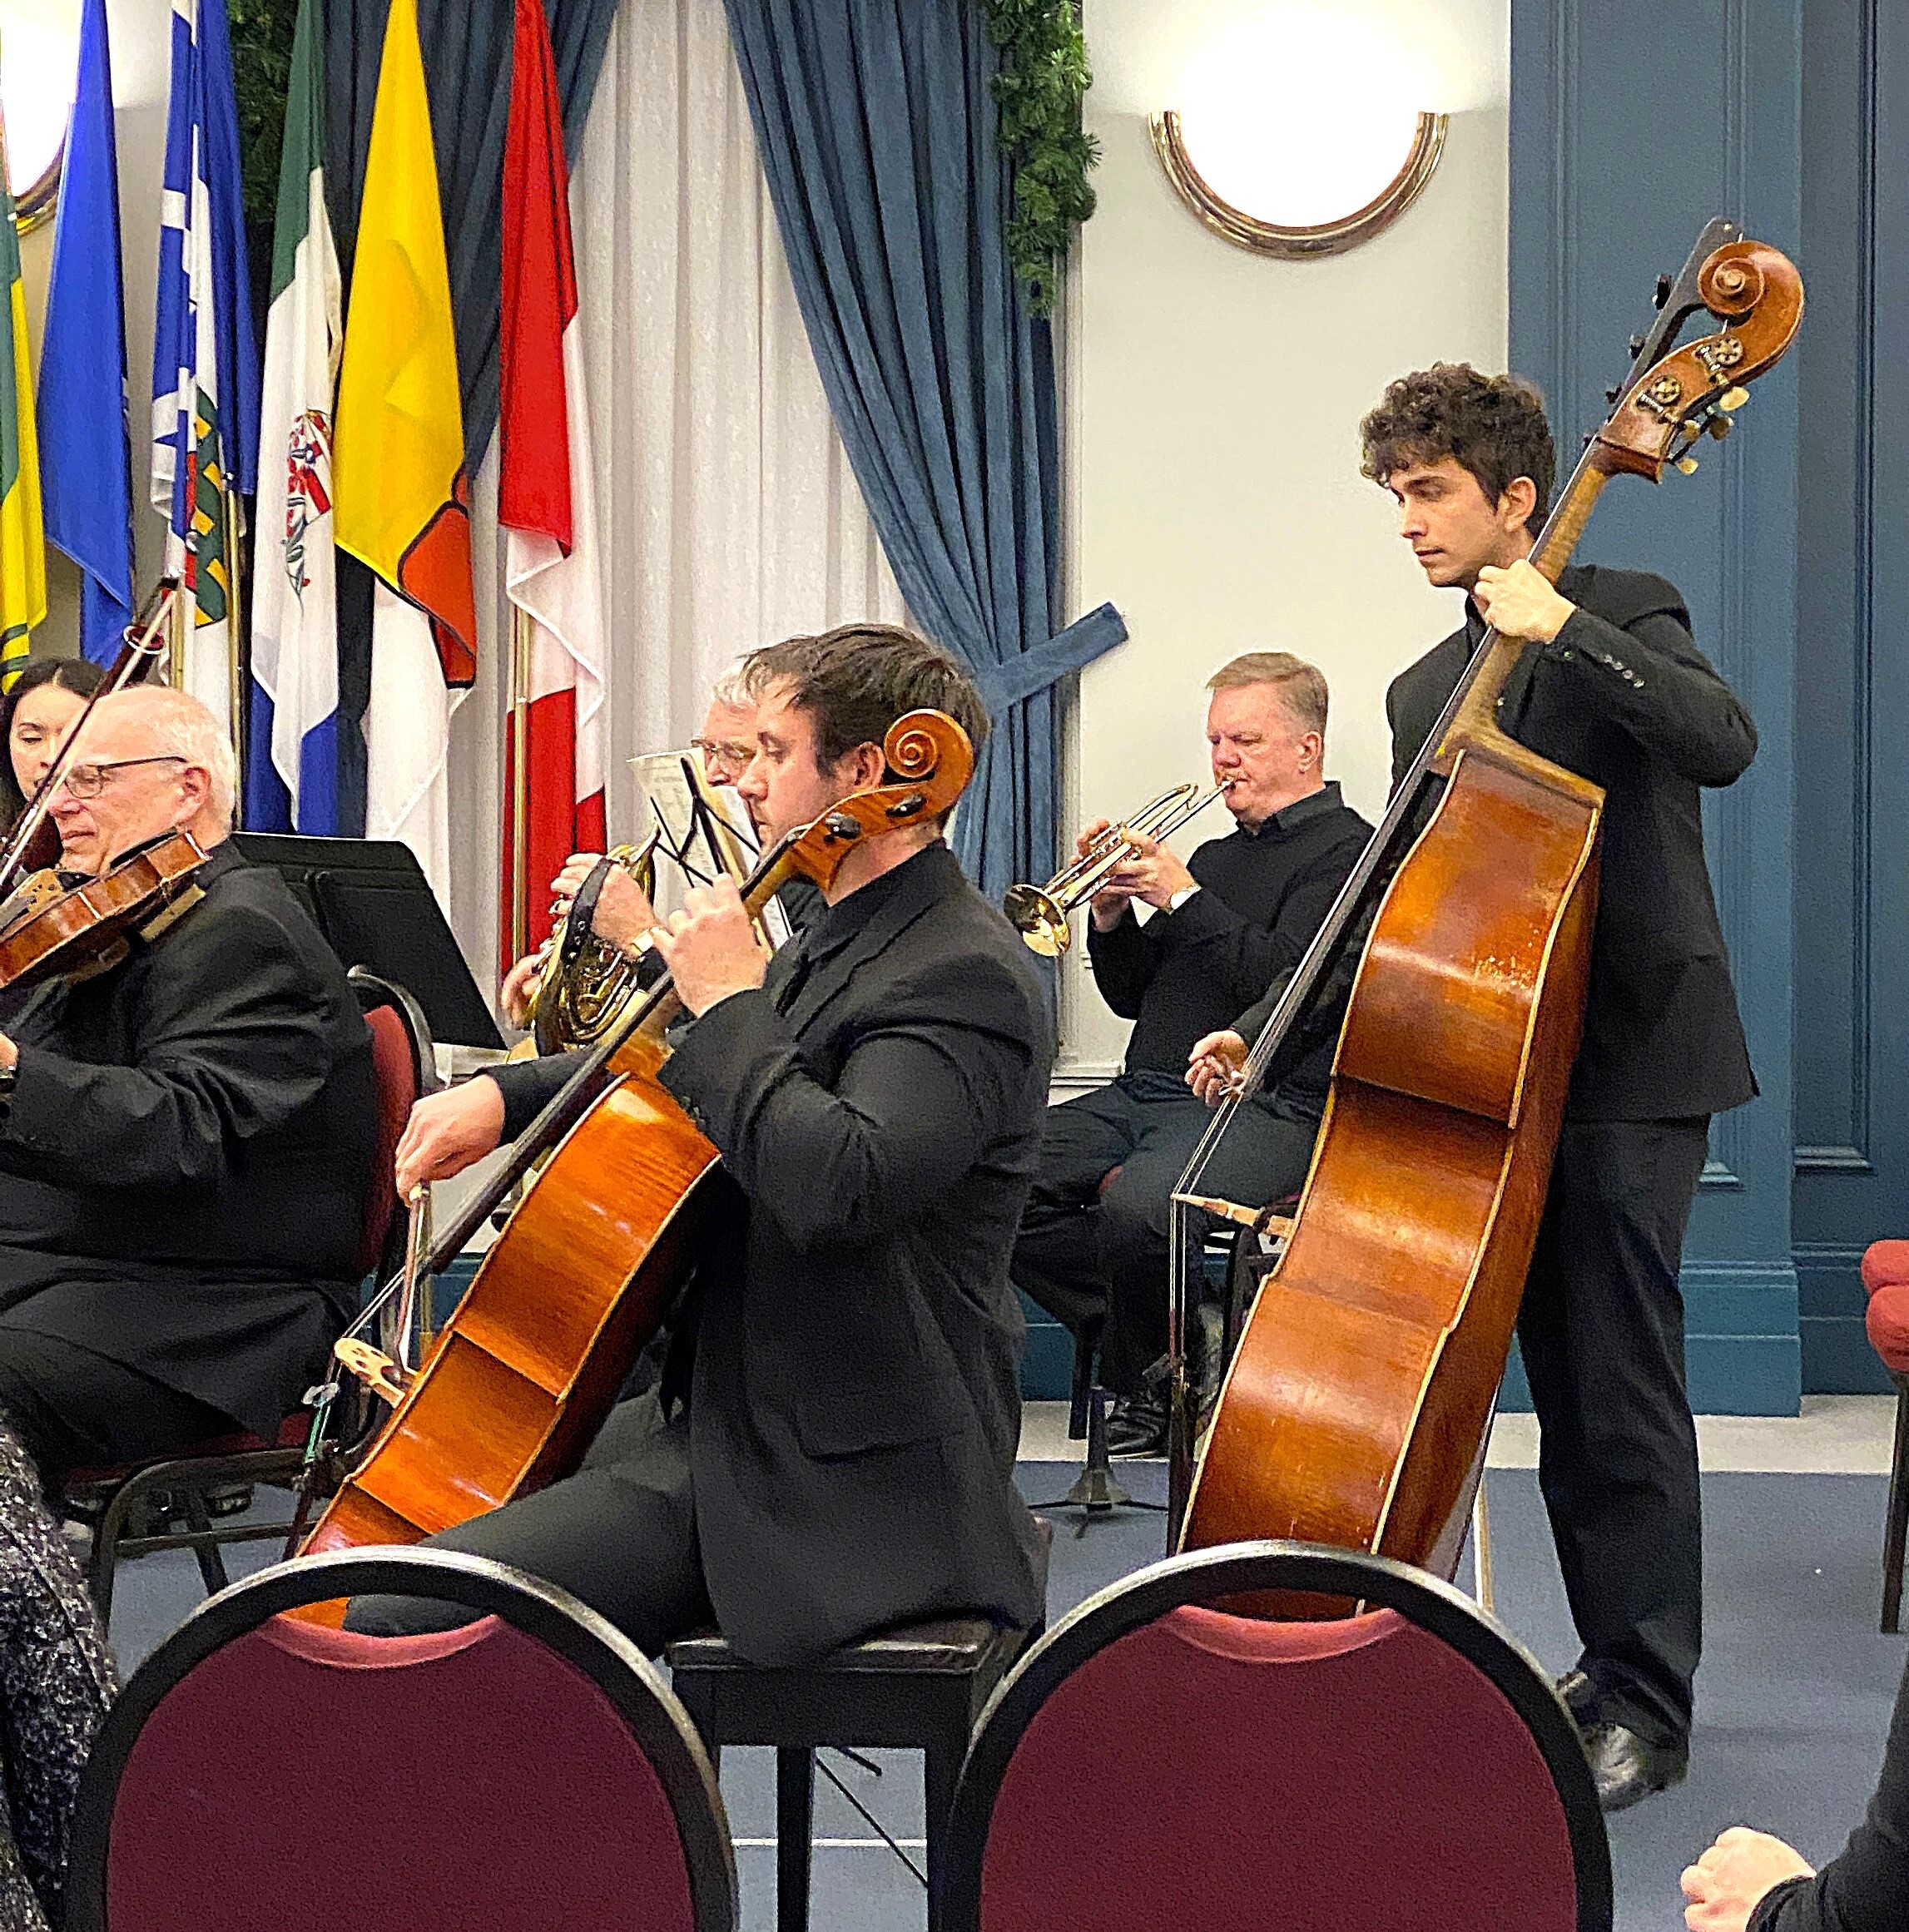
[797,840,950,963]
[1237,780,1345,840]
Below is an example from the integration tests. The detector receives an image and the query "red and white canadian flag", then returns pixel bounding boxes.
[498,0,607,961]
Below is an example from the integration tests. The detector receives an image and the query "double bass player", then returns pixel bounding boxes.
[1196,364,1758,1812]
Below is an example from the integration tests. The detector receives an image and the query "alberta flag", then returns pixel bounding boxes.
[151,0,260,733]
[245,0,340,834]
[0,83,46,686]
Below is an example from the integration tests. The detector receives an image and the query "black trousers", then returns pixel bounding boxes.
[1009,1072,1320,1395]
[0,1332,235,1493]
[1518,1117,1710,1751]
[346,1391,714,1654]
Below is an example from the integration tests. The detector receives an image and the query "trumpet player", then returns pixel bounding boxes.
[1009,653,1370,1456]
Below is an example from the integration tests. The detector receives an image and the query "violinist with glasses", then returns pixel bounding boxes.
[0,686,378,1927]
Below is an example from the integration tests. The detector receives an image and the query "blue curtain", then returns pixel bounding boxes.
[721,0,1125,903]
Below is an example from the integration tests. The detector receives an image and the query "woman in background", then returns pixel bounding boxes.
[0,657,106,830]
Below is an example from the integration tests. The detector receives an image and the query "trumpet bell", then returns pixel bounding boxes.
[1003,882,1074,958]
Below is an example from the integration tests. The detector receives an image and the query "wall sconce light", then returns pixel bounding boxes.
[1151,83,1447,260]
[0,2,78,236]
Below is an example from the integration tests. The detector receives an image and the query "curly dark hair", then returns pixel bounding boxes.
[1360,363,1556,532]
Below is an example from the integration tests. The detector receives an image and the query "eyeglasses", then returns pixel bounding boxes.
[57,755,188,800]
[691,738,757,773]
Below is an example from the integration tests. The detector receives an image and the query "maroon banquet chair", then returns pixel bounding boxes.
[1859,1240,1909,1632]
[60,968,438,1627]
[66,1547,736,1932]
[939,1541,1611,1932]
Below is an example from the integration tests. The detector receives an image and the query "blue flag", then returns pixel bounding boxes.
[152,0,260,724]
[37,0,133,666]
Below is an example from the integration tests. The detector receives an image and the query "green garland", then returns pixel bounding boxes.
[226,0,298,240]
[979,0,1099,317]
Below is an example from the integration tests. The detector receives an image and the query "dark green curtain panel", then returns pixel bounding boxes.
[321,0,617,830]
[722,0,1124,904]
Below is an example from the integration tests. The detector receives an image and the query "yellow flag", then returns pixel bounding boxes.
[0,92,47,684]
[332,0,474,681]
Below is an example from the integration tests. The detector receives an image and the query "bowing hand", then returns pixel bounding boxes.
[1473,558,1575,644]
[1187,1029,1247,1107]
[394,1077,507,1198]
[651,879,770,1017]
[1681,1827,1814,1930]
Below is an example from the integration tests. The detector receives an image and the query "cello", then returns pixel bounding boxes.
[1175,221,1803,1579]
[299,710,974,1566]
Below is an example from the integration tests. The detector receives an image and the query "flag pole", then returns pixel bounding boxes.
[167,572,186,686]
[509,602,531,961]
[226,480,246,770]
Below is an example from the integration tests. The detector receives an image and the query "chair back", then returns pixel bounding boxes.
[67,1548,736,1932]
[941,1540,1610,1932]
[347,968,439,1280]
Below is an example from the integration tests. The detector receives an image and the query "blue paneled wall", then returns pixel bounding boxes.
[1510,0,1804,1412]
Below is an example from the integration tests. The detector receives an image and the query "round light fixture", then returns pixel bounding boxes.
[0,1,80,236]
[1152,106,1447,260]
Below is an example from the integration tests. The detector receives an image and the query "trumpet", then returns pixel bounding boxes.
[1004,780,1232,957]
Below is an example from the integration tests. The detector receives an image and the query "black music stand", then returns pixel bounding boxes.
[230,834,503,1051]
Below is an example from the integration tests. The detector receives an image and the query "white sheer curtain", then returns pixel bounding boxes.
[446,0,906,997]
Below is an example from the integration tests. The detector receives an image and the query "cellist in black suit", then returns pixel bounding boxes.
[355,625,1052,1663]
[1195,365,1757,1813]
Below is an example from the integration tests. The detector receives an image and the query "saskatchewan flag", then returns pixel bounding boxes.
[0,90,46,686]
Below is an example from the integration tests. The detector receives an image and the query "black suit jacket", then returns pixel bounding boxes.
[492,842,1052,1665]
[1386,564,1757,1121]
[0,843,378,1437]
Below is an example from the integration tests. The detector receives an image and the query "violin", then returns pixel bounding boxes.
[0,832,213,996]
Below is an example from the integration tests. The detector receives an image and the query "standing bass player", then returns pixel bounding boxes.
[1193,365,1758,1811]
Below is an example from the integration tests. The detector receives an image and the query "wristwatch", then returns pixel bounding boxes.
[1166,884,1202,914]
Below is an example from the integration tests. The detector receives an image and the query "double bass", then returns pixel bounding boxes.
[1175,222,1803,1578]
[300,711,974,1564]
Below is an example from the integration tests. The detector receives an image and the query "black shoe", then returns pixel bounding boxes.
[1583,1721,1688,1813]
[1104,1392,1168,1459]
[1555,1668,1599,1726]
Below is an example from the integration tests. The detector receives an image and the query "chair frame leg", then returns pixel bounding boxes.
[776,1746,814,1932]
[1882,1377,1909,1635]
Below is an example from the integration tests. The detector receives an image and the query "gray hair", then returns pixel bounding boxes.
[94,686,239,830]
[707,664,754,711]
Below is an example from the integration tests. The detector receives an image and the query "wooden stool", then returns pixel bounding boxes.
[666,1616,1036,1931]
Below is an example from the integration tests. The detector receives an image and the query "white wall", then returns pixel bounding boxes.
[1059,0,1510,1075]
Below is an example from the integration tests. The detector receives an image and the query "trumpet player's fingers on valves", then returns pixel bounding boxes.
[1083,820,1200,931]
[1008,655,1372,1458]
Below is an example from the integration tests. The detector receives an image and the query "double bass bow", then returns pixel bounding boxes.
[299,710,974,1570]
[1172,221,1803,1581]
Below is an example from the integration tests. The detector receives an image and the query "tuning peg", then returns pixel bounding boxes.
[1719,384,1750,411]
[1675,454,1700,475]
[1629,334,1646,359]
[1605,384,1623,404]
[1706,414,1733,441]
[1655,273,1673,309]
[1582,431,1595,448]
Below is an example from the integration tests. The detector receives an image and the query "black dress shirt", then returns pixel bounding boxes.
[1085,782,1371,1107]
[0,843,377,1436]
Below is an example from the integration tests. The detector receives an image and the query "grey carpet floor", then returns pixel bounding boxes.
[103,1462,1908,1932]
